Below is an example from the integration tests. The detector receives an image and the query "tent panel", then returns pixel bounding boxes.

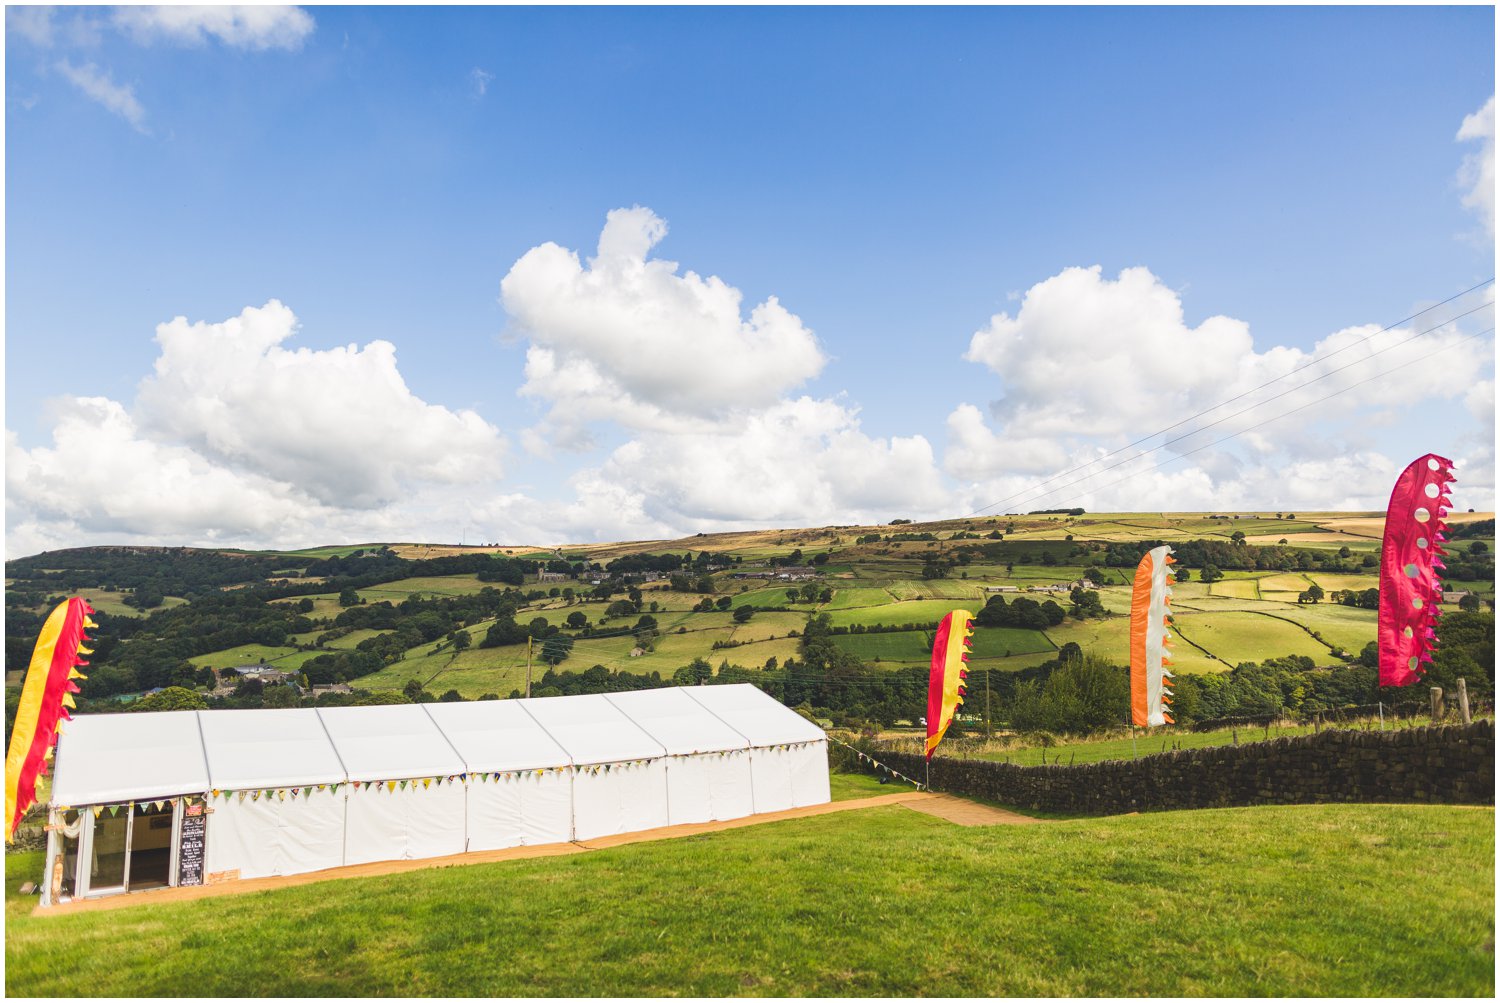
[317,705,466,782]
[342,782,466,865]
[663,756,713,826]
[706,750,757,821]
[571,761,670,841]
[50,712,210,806]
[605,689,750,756]
[198,708,344,790]
[468,772,574,850]
[789,742,831,807]
[747,748,797,814]
[682,684,827,747]
[520,694,665,767]
[518,773,573,846]
[423,702,571,773]
[203,788,345,880]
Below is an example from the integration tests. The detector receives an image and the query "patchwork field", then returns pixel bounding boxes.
[5,802,1492,996]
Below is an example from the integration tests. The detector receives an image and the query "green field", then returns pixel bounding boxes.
[1209,579,1260,600]
[832,631,932,662]
[5,801,1492,996]
[970,626,1056,658]
[826,599,978,629]
[188,644,321,672]
[356,575,497,600]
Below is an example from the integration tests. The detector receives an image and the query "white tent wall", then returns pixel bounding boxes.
[789,742,832,806]
[203,788,345,880]
[570,760,671,840]
[421,702,575,852]
[342,781,468,866]
[602,688,755,826]
[44,685,831,900]
[465,771,573,851]
[662,752,755,825]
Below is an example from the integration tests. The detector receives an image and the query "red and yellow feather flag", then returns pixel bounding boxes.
[5,597,95,841]
[926,609,974,759]
[1129,546,1175,727]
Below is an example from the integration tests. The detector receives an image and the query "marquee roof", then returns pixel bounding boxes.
[48,685,824,804]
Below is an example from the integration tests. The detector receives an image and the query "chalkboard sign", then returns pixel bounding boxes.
[177,803,207,887]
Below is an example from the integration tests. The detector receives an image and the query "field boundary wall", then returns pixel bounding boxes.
[843,722,1494,814]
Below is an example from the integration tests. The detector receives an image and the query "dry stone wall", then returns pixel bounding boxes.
[859,722,1494,814]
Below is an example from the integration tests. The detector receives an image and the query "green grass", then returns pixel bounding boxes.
[356,575,497,600]
[827,771,901,800]
[5,803,1492,995]
[971,626,1055,657]
[825,599,974,629]
[832,631,932,662]
[187,644,321,671]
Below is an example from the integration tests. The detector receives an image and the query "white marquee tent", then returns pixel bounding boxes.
[41,684,828,905]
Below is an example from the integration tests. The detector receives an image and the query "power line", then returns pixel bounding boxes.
[1009,326,1494,513]
[968,278,1495,517]
[981,302,1493,514]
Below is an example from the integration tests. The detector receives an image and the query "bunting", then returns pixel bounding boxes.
[5,597,96,841]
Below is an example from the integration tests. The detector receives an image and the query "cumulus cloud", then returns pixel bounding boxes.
[501,206,827,440]
[6,302,509,557]
[1457,95,1495,237]
[948,265,1495,513]
[55,60,147,133]
[496,208,948,537]
[112,5,315,51]
[133,301,505,506]
[470,67,494,98]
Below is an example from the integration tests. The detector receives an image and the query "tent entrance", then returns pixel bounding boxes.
[128,802,174,890]
[76,801,178,897]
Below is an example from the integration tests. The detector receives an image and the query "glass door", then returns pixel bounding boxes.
[89,809,130,894]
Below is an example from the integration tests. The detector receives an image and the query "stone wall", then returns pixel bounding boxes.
[853,722,1494,815]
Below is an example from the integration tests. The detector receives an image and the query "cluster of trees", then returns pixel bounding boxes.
[5,547,307,601]
[973,594,1068,629]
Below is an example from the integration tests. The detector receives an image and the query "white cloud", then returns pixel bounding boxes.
[6,302,512,557]
[133,301,506,507]
[7,6,55,47]
[112,5,315,51]
[496,208,948,538]
[54,60,147,133]
[501,207,827,442]
[1457,95,1495,238]
[948,265,1496,514]
[470,67,494,98]
[5,399,322,550]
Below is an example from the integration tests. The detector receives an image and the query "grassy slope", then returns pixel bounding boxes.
[5,803,1492,996]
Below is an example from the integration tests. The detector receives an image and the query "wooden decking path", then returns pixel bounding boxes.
[34,790,941,916]
[900,793,1046,826]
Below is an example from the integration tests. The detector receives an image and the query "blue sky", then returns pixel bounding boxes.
[5,5,1496,554]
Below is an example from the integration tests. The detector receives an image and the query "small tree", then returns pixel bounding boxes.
[733,607,755,624]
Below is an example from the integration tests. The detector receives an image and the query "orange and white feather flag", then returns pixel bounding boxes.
[1129,546,1175,727]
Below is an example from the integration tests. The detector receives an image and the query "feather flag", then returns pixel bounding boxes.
[1378,454,1454,687]
[925,610,974,759]
[6,598,95,841]
[1129,546,1175,727]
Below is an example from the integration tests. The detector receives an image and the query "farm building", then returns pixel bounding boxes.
[39,685,829,906]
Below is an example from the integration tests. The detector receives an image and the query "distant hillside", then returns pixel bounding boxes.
[4,511,1493,739]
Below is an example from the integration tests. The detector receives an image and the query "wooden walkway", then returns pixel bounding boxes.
[34,791,936,916]
[900,793,1045,826]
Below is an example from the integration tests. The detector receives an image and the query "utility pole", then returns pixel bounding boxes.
[526,636,533,699]
[985,671,992,741]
